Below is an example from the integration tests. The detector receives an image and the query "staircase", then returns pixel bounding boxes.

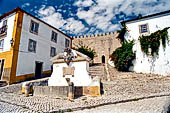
[0,80,8,87]
[89,64,107,80]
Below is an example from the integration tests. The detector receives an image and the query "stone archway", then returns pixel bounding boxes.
[102,55,105,64]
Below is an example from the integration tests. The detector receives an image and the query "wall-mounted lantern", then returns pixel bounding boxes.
[10,38,14,46]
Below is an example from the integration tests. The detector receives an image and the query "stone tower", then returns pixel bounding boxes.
[72,32,121,64]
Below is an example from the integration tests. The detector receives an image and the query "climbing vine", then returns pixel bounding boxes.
[140,27,170,55]
[117,24,127,43]
[110,41,135,71]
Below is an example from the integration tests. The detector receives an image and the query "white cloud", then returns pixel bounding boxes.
[22,3,30,8]
[64,18,87,34]
[74,0,93,7]
[38,5,55,17]
[75,0,170,34]
[41,12,66,29]
[38,6,86,35]
[36,0,170,35]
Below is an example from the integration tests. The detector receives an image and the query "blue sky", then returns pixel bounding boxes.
[0,0,170,36]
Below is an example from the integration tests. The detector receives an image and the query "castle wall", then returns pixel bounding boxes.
[72,32,121,64]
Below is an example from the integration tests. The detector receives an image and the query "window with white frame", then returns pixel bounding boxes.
[139,24,149,34]
[65,38,70,48]
[51,31,57,43]
[2,20,7,27]
[50,47,56,57]
[30,20,39,34]
[28,39,36,53]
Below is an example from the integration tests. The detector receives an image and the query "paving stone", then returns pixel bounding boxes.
[1,73,170,112]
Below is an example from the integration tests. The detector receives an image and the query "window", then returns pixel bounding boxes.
[0,20,7,36]
[50,47,56,57]
[139,24,149,34]
[30,20,39,34]
[2,20,7,26]
[51,31,57,43]
[0,39,4,49]
[28,39,37,53]
[65,38,70,48]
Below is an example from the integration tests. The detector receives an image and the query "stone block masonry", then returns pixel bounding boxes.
[33,86,101,98]
[72,32,121,64]
[33,86,68,98]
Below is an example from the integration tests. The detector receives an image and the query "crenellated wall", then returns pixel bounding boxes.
[72,32,121,64]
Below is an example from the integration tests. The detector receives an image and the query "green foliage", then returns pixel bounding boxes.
[77,46,96,60]
[110,41,135,71]
[117,24,127,43]
[140,27,170,55]
[75,41,96,60]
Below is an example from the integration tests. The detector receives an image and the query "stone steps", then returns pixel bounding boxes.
[89,64,106,79]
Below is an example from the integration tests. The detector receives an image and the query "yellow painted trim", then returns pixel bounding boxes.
[0,51,13,82]
[42,70,51,75]
[9,11,24,84]
[0,11,24,84]
[15,70,51,82]
[16,73,34,82]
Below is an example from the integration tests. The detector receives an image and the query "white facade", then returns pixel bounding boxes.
[16,13,71,76]
[0,13,16,52]
[125,13,170,75]
[48,61,92,86]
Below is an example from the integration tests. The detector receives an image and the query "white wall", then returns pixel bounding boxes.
[0,13,16,52]
[125,13,170,75]
[48,61,92,86]
[16,13,71,76]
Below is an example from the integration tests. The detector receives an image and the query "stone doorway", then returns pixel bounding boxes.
[102,55,105,64]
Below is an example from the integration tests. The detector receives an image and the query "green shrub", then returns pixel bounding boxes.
[110,41,135,71]
[77,45,96,60]
[74,40,96,60]
[117,24,127,43]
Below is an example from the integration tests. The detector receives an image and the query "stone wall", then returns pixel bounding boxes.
[72,32,121,64]
[74,86,101,97]
[33,86,68,98]
[33,86,101,98]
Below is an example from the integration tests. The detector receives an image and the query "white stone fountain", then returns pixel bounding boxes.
[48,48,93,86]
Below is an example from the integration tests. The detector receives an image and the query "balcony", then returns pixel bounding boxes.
[0,25,7,37]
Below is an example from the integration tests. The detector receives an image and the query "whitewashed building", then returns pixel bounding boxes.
[122,10,170,75]
[0,8,71,84]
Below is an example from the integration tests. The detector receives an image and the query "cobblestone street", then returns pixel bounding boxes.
[1,73,170,113]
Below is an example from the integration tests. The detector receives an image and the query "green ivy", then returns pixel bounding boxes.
[117,24,127,43]
[77,45,96,60]
[140,27,170,55]
[110,41,135,71]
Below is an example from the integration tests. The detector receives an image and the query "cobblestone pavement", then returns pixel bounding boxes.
[1,73,170,112]
[72,96,170,113]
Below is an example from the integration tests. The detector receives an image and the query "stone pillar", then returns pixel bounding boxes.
[68,82,74,100]
[25,85,30,97]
